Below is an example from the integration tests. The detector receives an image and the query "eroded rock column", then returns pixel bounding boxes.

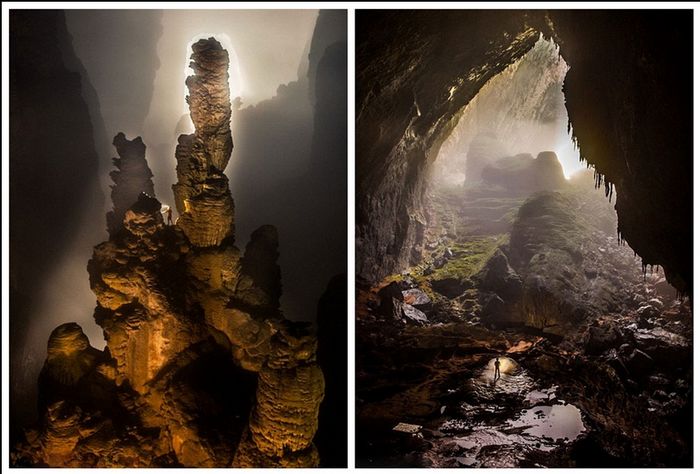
[172,38,235,247]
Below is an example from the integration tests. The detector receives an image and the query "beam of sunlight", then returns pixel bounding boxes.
[434,36,586,183]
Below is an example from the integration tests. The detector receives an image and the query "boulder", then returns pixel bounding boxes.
[624,349,655,378]
[476,248,522,302]
[402,288,431,306]
[402,303,429,324]
[378,282,405,321]
[584,323,621,355]
[431,277,469,298]
[480,151,566,195]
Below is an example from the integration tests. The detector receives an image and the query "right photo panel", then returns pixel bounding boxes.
[356,10,692,468]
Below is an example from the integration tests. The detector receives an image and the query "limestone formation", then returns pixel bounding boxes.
[233,365,324,467]
[106,133,155,236]
[13,37,324,468]
[172,38,235,247]
[480,151,567,195]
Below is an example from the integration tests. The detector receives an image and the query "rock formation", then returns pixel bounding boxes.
[106,133,156,235]
[480,151,567,194]
[478,190,642,334]
[12,37,324,468]
[357,172,691,468]
[172,39,235,247]
[9,10,107,436]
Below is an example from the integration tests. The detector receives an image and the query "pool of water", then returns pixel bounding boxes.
[467,356,536,400]
[427,358,585,467]
[509,403,585,441]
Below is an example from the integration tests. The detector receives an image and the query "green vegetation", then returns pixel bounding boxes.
[381,234,507,305]
[430,235,507,283]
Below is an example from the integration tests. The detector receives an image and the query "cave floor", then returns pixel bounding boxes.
[356,293,692,468]
[356,183,692,468]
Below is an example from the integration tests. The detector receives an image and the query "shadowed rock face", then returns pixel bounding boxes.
[549,10,692,293]
[356,11,549,283]
[356,10,692,294]
[106,133,155,236]
[13,37,324,468]
[9,10,106,438]
[228,10,347,325]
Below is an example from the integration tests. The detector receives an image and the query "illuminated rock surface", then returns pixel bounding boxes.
[173,38,235,247]
[12,37,324,468]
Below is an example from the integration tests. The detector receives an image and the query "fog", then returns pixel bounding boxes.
[139,10,318,204]
[433,37,584,185]
[11,9,346,432]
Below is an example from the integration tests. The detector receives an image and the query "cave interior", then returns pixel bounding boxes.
[10,10,347,468]
[356,10,692,468]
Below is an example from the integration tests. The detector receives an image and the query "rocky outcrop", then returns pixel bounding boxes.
[478,191,643,334]
[13,37,324,468]
[481,151,566,194]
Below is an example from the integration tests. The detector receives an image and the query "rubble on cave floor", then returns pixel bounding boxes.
[357,295,691,467]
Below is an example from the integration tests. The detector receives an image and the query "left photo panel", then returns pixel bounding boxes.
[9,9,347,467]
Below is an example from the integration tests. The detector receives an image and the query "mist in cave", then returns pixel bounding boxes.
[355,10,692,468]
[433,37,583,187]
[10,10,347,461]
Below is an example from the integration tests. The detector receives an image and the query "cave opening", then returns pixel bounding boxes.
[356,12,692,468]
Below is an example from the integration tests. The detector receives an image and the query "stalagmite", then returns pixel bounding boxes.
[106,133,156,236]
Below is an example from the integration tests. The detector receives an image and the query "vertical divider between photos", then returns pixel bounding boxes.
[347,6,356,469]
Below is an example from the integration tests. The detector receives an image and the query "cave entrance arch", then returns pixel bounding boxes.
[357,11,691,293]
[430,36,583,189]
[413,35,656,325]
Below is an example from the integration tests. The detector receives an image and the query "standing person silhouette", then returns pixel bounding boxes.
[166,207,173,226]
[494,356,501,381]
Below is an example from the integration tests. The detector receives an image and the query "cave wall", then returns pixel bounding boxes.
[549,10,693,293]
[10,10,105,436]
[64,10,163,214]
[356,10,692,294]
[230,10,348,321]
[356,10,551,283]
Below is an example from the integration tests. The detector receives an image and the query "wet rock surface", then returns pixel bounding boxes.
[12,38,324,468]
[357,295,691,467]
